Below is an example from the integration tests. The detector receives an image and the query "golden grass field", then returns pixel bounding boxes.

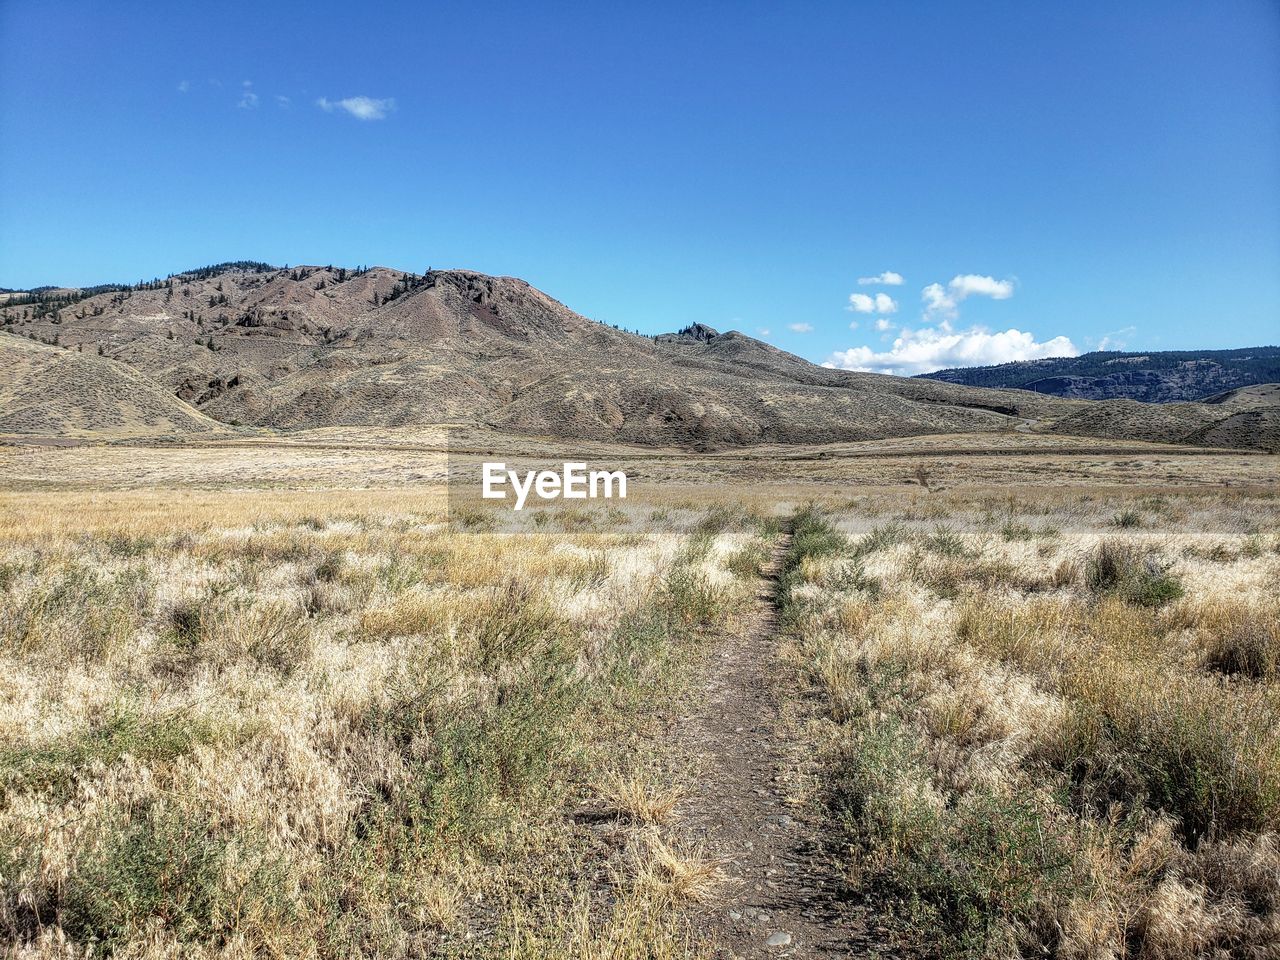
[0,433,1277,958]
[0,485,773,957]
[782,489,1280,957]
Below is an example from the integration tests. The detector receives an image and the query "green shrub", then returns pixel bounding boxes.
[662,568,725,630]
[923,525,969,557]
[694,505,749,537]
[600,606,673,689]
[829,673,1080,958]
[778,508,849,624]
[469,579,569,671]
[1118,568,1183,607]
[1084,540,1183,608]
[1045,681,1280,843]
[896,790,1079,958]
[58,806,292,950]
[1000,520,1036,542]
[359,649,581,853]
[1110,509,1144,529]
[0,562,151,663]
[0,702,222,799]
[853,522,908,556]
[791,508,848,562]
[725,541,768,579]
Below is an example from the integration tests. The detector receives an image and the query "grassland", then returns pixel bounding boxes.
[0,434,1277,958]
[0,487,779,957]
[781,488,1280,957]
[2,427,1275,494]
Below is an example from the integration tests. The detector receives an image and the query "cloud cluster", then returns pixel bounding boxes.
[923,274,1014,320]
[847,292,898,315]
[788,322,814,333]
[830,267,1075,374]
[826,326,1078,376]
[189,79,387,116]
[857,271,904,286]
[317,96,395,120]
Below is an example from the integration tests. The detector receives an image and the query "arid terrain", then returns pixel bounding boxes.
[4,264,1278,452]
[2,261,1279,959]
[5,0,1276,950]
[782,490,1280,956]
[1,428,1277,958]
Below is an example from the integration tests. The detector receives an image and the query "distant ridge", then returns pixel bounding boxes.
[920,347,1280,403]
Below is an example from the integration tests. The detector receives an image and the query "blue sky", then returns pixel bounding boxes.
[1,0,1277,372]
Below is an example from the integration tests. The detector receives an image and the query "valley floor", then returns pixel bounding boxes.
[1,427,1274,492]
[0,434,1277,958]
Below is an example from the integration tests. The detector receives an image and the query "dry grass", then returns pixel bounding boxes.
[0,490,769,957]
[1173,596,1280,679]
[597,773,685,826]
[633,835,729,906]
[2,441,1276,957]
[783,491,1280,958]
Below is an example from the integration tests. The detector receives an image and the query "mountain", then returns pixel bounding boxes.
[920,347,1280,402]
[2,264,1276,450]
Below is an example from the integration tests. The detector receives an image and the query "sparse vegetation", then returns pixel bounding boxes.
[2,448,1277,958]
[0,492,768,956]
[782,491,1280,958]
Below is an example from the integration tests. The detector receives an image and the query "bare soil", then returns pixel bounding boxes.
[670,533,893,958]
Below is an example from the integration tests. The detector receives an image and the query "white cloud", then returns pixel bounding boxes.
[1096,326,1137,351]
[848,292,898,314]
[177,80,190,93]
[847,320,858,331]
[317,95,395,120]
[875,317,895,332]
[922,282,955,319]
[824,325,1078,376]
[788,322,814,333]
[858,271,904,286]
[950,274,1014,300]
[922,274,1015,319]
[275,95,291,108]
[238,81,258,109]
[757,327,771,337]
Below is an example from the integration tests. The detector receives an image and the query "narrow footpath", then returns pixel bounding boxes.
[671,530,888,958]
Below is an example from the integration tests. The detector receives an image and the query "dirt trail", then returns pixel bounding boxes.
[671,532,884,958]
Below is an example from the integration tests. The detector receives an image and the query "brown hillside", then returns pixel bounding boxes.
[3,265,1274,450]
[0,336,229,438]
